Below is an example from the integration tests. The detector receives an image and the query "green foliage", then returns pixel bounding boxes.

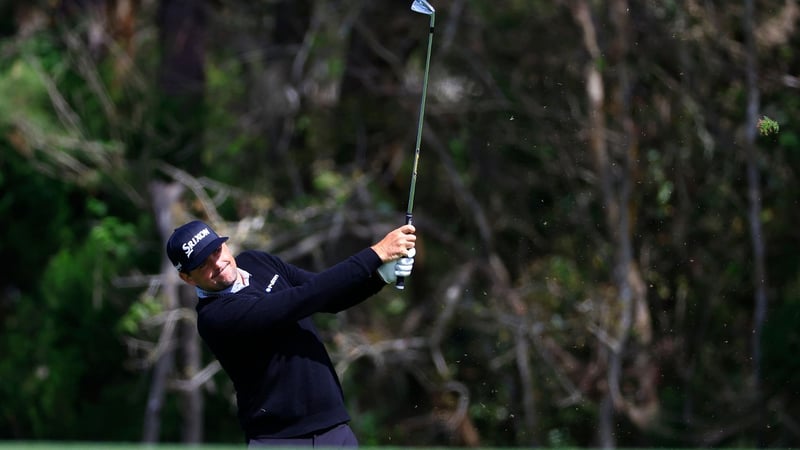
[2,0,800,447]
[0,216,141,439]
[0,150,81,290]
[0,29,127,189]
[117,295,163,335]
[312,162,352,204]
[203,57,252,182]
[757,115,780,136]
[762,298,800,395]
[0,60,52,130]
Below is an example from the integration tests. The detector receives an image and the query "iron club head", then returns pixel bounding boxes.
[411,0,435,15]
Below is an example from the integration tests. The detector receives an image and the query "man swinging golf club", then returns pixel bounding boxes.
[167,220,416,447]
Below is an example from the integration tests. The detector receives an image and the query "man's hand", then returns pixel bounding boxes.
[371,224,416,263]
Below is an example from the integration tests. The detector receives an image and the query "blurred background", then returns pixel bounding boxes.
[1,0,799,448]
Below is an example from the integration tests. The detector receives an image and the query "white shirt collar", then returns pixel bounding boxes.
[196,268,251,298]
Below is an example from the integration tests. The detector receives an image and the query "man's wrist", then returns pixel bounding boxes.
[369,244,390,263]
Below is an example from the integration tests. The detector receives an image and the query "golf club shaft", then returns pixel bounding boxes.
[397,11,434,290]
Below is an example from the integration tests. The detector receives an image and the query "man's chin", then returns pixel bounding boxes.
[216,270,237,288]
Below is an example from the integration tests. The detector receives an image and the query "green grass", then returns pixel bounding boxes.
[0,444,673,450]
[0,444,329,449]
[0,445,521,450]
[0,444,503,450]
[0,444,551,450]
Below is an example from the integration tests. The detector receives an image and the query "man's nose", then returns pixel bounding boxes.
[206,253,223,270]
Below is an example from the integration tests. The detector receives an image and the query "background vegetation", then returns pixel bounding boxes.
[1,0,799,448]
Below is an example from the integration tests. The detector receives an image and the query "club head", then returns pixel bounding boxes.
[411,0,435,15]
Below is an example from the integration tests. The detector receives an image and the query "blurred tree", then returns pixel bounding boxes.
[2,0,800,448]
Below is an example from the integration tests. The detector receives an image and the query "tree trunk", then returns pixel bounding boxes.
[157,0,208,174]
[743,0,768,444]
[607,0,658,430]
[153,0,209,441]
[565,0,616,445]
[142,343,175,443]
[567,1,658,444]
[143,181,184,443]
[179,282,204,443]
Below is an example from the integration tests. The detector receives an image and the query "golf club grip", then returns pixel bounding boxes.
[395,214,413,290]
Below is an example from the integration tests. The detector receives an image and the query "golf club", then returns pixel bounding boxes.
[397,0,435,290]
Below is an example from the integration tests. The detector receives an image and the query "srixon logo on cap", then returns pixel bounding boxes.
[182,227,211,257]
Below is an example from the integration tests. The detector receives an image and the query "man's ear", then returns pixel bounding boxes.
[179,271,196,286]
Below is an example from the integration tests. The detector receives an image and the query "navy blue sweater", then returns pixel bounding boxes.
[195,247,386,439]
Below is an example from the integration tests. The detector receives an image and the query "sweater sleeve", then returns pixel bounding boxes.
[318,268,386,314]
[198,248,385,337]
[276,248,386,314]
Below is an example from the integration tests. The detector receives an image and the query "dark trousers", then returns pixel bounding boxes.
[247,423,358,448]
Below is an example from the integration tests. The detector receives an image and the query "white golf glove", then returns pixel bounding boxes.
[377,248,416,284]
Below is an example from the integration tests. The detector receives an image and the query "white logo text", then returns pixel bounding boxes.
[182,228,211,257]
[266,274,280,292]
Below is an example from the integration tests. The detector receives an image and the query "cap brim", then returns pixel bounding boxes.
[183,236,228,272]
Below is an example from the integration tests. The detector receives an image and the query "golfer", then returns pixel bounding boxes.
[166,220,417,447]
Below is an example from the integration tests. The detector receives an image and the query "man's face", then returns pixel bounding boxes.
[180,243,238,292]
